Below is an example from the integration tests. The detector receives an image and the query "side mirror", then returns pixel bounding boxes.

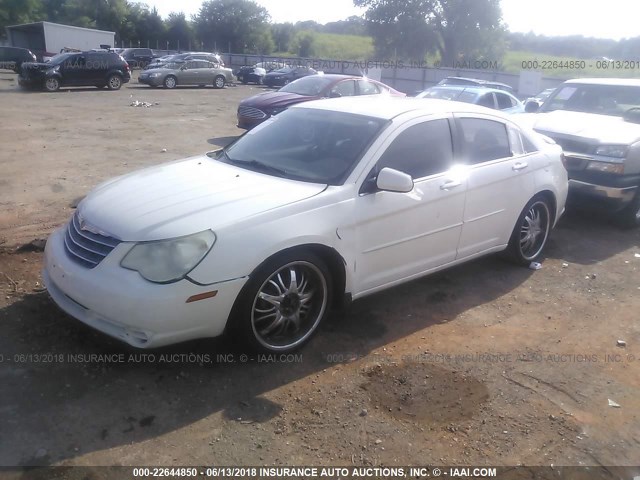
[376,167,414,193]
[524,101,540,113]
[329,91,342,98]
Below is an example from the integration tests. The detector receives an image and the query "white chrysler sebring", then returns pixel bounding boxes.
[43,97,568,352]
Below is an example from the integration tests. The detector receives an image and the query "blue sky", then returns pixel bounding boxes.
[137,0,640,40]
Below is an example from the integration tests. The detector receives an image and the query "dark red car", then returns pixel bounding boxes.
[237,74,405,130]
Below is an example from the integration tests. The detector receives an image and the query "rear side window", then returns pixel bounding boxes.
[496,93,516,109]
[358,80,381,95]
[377,119,454,179]
[458,118,512,164]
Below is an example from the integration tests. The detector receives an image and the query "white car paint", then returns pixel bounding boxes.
[43,97,568,349]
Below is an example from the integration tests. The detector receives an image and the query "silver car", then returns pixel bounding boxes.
[138,60,234,89]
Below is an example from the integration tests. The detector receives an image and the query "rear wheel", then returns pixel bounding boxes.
[163,75,177,89]
[106,74,122,90]
[213,75,226,89]
[231,251,332,353]
[505,196,552,265]
[44,77,60,92]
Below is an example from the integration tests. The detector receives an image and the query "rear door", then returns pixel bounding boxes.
[454,114,536,258]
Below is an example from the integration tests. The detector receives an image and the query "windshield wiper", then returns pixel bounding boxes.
[227,157,289,177]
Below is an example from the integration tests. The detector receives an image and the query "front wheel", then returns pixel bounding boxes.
[44,77,60,92]
[615,191,640,228]
[213,75,226,89]
[505,196,552,265]
[232,251,332,353]
[164,75,177,89]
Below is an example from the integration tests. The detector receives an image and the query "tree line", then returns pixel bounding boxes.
[1,0,638,62]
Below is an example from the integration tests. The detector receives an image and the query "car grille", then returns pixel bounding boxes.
[238,106,267,119]
[63,211,121,269]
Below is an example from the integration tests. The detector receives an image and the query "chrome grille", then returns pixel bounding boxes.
[238,106,267,119]
[63,212,121,268]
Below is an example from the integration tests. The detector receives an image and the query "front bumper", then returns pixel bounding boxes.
[138,75,163,86]
[43,227,247,348]
[568,179,638,211]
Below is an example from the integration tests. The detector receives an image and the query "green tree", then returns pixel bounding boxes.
[0,0,45,36]
[271,22,294,52]
[165,12,195,51]
[293,31,316,57]
[194,0,271,53]
[354,0,505,63]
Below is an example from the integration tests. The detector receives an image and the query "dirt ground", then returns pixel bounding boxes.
[0,70,639,476]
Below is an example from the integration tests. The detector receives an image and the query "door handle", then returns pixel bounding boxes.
[440,180,462,190]
[512,162,529,171]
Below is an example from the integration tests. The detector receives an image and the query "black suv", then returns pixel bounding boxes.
[0,46,37,74]
[120,48,156,69]
[19,51,131,91]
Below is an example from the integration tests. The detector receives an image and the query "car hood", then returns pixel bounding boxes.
[240,91,316,109]
[79,155,327,241]
[21,62,52,71]
[518,110,640,144]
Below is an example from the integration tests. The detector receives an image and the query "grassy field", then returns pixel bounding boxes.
[274,32,640,79]
[275,31,375,60]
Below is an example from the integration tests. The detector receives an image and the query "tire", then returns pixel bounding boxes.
[615,191,640,228]
[44,77,60,92]
[505,195,552,265]
[241,78,248,84]
[163,75,177,89]
[213,75,226,89]
[231,251,332,353]
[257,76,263,85]
[106,74,122,90]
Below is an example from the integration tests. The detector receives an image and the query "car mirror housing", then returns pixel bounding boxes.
[329,91,342,98]
[376,167,414,193]
[524,100,540,113]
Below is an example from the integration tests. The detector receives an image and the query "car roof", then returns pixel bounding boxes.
[425,85,520,98]
[564,78,640,87]
[292,96,507,120]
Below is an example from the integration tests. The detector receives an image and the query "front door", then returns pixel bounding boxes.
[353,116,467,294]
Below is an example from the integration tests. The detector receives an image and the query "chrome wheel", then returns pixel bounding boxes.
[107,75,122,90]
[519,200,550,261]
[251,261,328,351]
[164,76,176,89]
[214,76,225,89]
[45,77,59,92]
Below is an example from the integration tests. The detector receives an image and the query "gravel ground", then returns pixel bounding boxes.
[0,70,639,475]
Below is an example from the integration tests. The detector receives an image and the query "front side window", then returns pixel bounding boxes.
[477,93,495,109]
[458,118,512,164]
[331,80,356,97]
[376,119,454,179]
[496,93,516,109]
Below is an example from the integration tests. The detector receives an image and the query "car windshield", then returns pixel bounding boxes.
[210,108,388,185]
[48,53,75,65]
[279,76,335,96]
[540,83,640,116]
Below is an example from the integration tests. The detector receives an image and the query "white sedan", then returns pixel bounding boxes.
[43,97,568,352]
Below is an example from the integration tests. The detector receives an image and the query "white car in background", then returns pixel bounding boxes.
[43,97,567,353]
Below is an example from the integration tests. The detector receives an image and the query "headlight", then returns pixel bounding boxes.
[586,161,625,174]
[595,145,628,158]
[121,230,216,283]
[149,72,161,77]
